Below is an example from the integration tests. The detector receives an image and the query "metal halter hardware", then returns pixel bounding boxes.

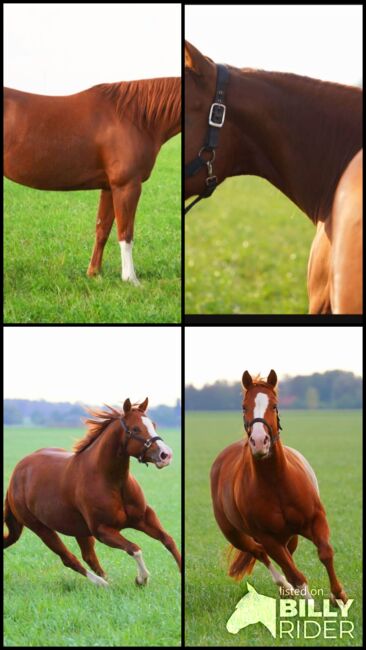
[243,407,283,445]
[119,418,162,466]
[185,64,229,214]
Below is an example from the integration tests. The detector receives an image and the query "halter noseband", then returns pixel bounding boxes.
[119,418,162,466]
[243,407,283,445]
[185,64,229,214]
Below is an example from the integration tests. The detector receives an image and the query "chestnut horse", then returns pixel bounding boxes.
[4,398,181,586]
[185,42,362,314]
[4,77,181,285]
[211,371,347,604]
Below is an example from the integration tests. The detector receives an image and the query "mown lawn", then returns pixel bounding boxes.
[4,135,181,324]
[185,176,315,314]
[185,410,362,646]
[4,427,181,647]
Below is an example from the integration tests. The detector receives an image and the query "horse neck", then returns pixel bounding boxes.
[90,420,130,484]
[245,439,287,483]
[226,68,361,223]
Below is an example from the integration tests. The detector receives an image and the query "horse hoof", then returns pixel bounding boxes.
[330,590,348,605]
[87,267,100,277]
[135,575,149,587]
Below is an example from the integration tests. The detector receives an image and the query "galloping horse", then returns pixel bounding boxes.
[4,77,181,284]
[211,371,347,604]
[4,398,181,586]
[185,42,362,314]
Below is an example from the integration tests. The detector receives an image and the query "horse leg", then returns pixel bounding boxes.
[75,535,106,578]
[3,494,24,548]
[133,505,181,571]
[287,535,298,555]
[307,222,331,314]
[28,522,108,586]
[257,534,312,599]
[111,181,142,285]
[310,512,347,604]
[94,524,150,585]
[87,190,115,277]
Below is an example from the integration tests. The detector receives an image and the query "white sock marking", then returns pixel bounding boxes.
[133,550,150,584]
[86,569,109,587]
[120,240,139,285]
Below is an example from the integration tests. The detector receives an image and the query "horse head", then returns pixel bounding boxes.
[241,370,282,459]
[120,398,173,469]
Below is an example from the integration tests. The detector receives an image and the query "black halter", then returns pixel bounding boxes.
[185,64,229,214]
[243,407,283,445]
[119,418,163,466]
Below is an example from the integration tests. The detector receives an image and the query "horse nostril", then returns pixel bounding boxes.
[265,435,269,444]
[250,437,255,446]
[160,451,168,460]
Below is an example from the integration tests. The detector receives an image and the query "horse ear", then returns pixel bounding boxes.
[123,398,131,414]
[138,397,148,413]
[185,41,211,76]
[267,370,278,388]
[242,371,253,390]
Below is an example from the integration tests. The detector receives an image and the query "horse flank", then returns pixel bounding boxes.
[98,77,181,131]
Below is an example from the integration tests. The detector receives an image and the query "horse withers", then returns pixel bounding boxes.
[4,398,181,586]
[4,77,181,284]
[211,370,347,604]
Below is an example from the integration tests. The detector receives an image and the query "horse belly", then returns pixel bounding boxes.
[4,93,109,190]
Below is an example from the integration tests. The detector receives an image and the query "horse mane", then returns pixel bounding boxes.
[72,403,140,454]
[248,375,278,396]
[97,77,181,131]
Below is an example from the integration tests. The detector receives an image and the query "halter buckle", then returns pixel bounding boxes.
[208,102,226,127]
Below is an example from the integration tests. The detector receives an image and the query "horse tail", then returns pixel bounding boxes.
[227,546,256,581]
[3,493,23,548]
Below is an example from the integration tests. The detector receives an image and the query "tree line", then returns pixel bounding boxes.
[4,399,181,428]
[185,371,362,410]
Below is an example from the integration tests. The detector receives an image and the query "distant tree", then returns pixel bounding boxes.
[306,387,319,410]
[4,403,23,425]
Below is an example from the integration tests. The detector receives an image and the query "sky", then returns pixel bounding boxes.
[185,326,362,387]
[4,3,181,94]
[185,5,362,86]
[4,327,181,406]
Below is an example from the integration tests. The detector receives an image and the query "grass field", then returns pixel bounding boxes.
[4,427,181,647]
[4,135,181,324]
[185,176,315,314]
[185,410,362,647]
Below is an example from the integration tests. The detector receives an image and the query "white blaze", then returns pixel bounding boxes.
[142,416,173,464]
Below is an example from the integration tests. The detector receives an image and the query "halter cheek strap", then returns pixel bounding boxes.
[119,418,162,466]
[185,64,229,214]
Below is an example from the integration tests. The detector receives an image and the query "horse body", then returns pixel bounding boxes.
[4,78,181,283]
[185,42,362,313]
[4,398,181,586]
[211,371,347,604]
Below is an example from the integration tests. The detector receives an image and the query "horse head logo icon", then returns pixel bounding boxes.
[226,583,277,637]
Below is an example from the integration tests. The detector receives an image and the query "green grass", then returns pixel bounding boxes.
[185,176,315,314]
[185,410,362,646]
[4,427,181,647]
[4,135,181,324]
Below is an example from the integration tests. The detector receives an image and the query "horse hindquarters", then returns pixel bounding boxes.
[330,149,363,314]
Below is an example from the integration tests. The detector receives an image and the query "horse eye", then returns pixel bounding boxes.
[243,407,246,412]
[133,426,140,433]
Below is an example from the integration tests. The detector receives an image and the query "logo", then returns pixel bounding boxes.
[226,582,354,639]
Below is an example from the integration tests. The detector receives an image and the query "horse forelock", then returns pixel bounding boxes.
[99,77,181,131]
[243,376,278,397]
